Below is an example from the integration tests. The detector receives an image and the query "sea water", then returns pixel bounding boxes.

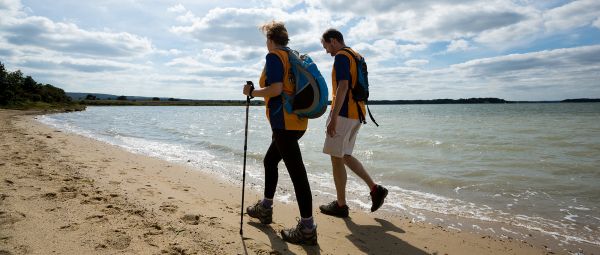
[38,103,600,248]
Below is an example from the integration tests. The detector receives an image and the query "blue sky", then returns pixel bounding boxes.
[1,0,599,100]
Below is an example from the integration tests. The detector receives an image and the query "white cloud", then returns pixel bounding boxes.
[353,40,427,65]
[17,55,144,73]
[170,7,325,48]
[175,11,196,23]
[447,39,471,52]
[474,12,543,50]
[370,45,600,100]
[0,0,21,15]
[543,0,600,32]
[165,55,259,79]
[345,0,600,51]
[167,4,186,14]
[474,0,600,49]
[1,15,153,57]
[346,1,532,44]
[267,0,304,9]
[404,59,429,67]
[309,0,478,15]
[451,45,600,77]
[594,18,600,29]
[201,46,264,63]
[170,8,287,46]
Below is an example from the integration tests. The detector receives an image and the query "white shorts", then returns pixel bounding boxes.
[323,115,361,158]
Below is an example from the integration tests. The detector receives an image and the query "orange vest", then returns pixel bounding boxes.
[259,49,308,131]
[332,47,366,120]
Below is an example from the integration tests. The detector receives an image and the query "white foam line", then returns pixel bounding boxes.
[564,214,578,222]
[447,226,462,232]
[510,222,600,246]
[569,206,591,211]
[501,227,520,235]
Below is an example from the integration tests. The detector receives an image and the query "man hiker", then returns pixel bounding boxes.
[319,28,388,218]
[242,21,317,245]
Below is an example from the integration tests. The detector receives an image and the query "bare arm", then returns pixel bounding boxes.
[331,80,349,117]
[327,80,349,137]
[243,82,283,98]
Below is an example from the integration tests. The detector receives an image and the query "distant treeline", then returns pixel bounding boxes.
[0,61,84,110]
[369,98,509,104]
[82,99,264,106]
[561,98,600,103]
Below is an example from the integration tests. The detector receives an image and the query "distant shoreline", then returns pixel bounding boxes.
[74,98,600,106]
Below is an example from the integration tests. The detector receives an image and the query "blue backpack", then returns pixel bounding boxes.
[341,48,379,126]
[281,48,328,119]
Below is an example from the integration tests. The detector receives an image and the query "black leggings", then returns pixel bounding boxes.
[263,129,312,218]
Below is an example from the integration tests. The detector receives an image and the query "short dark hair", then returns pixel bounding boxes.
[321,28,344,43]
[260,21,289,46]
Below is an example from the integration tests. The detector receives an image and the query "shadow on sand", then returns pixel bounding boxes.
[248,221,322,255]
[343,217,430,255]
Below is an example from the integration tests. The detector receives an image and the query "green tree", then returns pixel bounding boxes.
[152,97,160,101]
[117,95,127,101]
[0,61,75,108]
[0,63,7,104]
[6,70,24,103]
[23,76,37,92]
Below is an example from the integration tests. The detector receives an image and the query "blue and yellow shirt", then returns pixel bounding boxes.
[259,49,308,131]
[332,47,366,120]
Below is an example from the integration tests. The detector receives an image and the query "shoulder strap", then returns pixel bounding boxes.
[340,48,360,62]
[366,103,379,126]
[341,48,379,127]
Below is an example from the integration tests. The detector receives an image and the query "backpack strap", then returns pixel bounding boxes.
[340,48,379,126]
[342,48,379,127]
[271,47,295,112]
[355,100,366,124]
[365,101,379,126]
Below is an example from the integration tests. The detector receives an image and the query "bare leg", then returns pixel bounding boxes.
[343,155,375,190]
[331,156,347,206]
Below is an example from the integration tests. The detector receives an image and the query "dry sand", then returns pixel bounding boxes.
[0,109,555,254]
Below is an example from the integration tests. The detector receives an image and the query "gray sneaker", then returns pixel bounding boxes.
[280,219,317,246]
[246,200,273,224]
[319,200,349,218]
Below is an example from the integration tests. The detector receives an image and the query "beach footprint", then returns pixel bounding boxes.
[0,211,26,226]
[101,230,132,250]
[0,249,13,255]
[181,214,200,225]
[136,187,155,197]
[159,203,178,213]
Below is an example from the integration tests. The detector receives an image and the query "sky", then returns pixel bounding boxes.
[1,0,599,101]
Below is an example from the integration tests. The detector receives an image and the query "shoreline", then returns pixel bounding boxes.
[0,109,590,254]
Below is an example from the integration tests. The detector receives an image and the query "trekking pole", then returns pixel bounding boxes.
[240,81,253,235]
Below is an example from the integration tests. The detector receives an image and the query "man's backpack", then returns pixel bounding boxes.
[341,48,379,126]
[281,48,328,119]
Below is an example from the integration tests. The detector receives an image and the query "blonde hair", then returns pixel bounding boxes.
[259,21,289,46]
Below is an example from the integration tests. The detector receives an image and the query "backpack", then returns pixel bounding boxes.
[280,48,328,119]
[340,48,379,126]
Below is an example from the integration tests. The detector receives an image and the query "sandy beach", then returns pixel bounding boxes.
[0,109,556,254]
